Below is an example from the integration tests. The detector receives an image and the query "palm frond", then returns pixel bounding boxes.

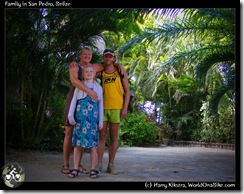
[196,49,235,85]
[208,82,234,116]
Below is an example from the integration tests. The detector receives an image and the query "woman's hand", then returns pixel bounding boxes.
[69,61,78,69]
[87,89,98,101]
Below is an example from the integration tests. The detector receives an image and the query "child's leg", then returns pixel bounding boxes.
[90,147,97,170]
[67,146,82,178]
[73,146,83,169]
[90,147,98,178]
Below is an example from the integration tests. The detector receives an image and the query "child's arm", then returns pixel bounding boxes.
[97,84,104,130]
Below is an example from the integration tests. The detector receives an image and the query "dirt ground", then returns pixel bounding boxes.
[3,145,238,191]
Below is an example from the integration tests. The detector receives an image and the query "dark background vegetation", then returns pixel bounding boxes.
[5,8,237,151]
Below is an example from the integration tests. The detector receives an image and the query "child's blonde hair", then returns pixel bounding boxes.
[82,65,97,82]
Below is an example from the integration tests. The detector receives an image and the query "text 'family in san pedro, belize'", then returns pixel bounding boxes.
[5,1,71,8]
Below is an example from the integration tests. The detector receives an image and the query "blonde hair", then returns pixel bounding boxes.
[79,47,92,55]
[82,65,97,82]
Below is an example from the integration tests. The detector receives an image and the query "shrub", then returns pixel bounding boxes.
[119,112,158,146]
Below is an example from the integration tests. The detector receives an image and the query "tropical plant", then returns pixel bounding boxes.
[5,8,237,149]
[120,112,158,146]
[121,8,235,117]
[117,8,236,142]
[5,8,147,147]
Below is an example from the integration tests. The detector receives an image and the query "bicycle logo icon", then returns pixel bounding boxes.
[2,162,25,188]
[4,167,21,182]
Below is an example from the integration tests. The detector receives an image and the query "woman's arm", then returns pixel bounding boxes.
[69,62,98,101]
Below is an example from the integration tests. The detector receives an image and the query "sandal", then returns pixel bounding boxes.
[78,164,89,174]
[67,169,79,178]
[61,164,70,174]
[90,169,99,179]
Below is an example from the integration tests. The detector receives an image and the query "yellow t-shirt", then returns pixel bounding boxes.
[102,70,123,109]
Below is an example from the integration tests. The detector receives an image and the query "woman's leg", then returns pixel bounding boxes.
[61,125,73,173]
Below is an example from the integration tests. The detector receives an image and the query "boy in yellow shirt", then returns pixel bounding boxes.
[96,49,130,175]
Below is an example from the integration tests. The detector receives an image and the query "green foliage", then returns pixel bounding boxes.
[39,126,64,151]
[156,123,174,139]
[5,8,236,150]
[119,112,158,146]
[199,101,235,143]
[6,108,23,143]
[169,73,197,94]
[119,8,235,132]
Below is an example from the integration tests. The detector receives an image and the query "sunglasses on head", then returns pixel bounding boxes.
[104,49,114,53]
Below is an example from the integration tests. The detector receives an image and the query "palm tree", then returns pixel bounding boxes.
[118,8,236,122]
[5,8,150,147]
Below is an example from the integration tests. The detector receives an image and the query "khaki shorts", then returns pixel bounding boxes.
[103,109,121,123]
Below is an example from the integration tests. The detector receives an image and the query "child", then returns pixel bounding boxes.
[67,65,103,179]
